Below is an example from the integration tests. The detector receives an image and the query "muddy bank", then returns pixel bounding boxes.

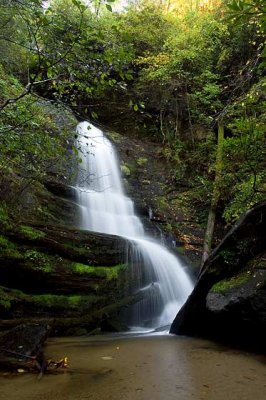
[0,335,265,400]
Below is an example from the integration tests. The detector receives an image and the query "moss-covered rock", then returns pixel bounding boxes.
[19,226,45,241]
[0,221,136,333]
[170,202,266,351]
[210,271,251,293]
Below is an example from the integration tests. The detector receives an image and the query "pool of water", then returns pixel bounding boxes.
[0,334,265,400]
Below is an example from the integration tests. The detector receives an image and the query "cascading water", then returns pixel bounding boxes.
[75,121,193,330]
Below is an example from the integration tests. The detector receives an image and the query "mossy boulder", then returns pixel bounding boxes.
[170,202,266,351]
[0,223,138,334]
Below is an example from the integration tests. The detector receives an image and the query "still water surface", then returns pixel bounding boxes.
[0,335,265,400]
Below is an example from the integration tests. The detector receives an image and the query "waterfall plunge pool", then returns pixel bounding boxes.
[0,334,265,400]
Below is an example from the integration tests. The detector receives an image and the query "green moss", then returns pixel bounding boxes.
[0,235,23,259]
[63,243,90,257]
[176,246,185,255]
[107,131,122,143]
[2,248,22,259]
[0,204,10,229]
[141,179,151,185]
[72,263,127,280]
[19,225,45,240]
[156,196,168,210]
[71,262,91,274]
[24,250,53,272]
[247,253,266,270]
[137,157,148,166]
[126,161,137,176]
[165,223,173,232]
[32,294,100,310]
[0,288,12,311]
[211,271,251,293]
[0,235,12,248]
[121,163,131,177]
[0,286,27,312]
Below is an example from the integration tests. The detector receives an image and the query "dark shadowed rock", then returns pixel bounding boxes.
[0,323,50,370]
[170,202,266,352]
[44,181,77,201]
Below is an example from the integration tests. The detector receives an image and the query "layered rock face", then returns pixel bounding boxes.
[0,220,134,335]
[170,202,266,351]
[1,113,196,339]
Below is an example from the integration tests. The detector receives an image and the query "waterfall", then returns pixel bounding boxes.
[75,121,193,330]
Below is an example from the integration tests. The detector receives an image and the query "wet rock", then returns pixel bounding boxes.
[170,202,266,351]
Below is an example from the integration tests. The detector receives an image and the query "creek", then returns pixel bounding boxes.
[74,122,193,329]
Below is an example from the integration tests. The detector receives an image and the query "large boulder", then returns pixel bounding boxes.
[170,202,266,351]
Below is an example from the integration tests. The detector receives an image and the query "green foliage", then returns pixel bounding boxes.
[226,0,266,66]
[0,64,76,207]
[0,0,265,233]
[117,3,172,54]
[32,0,135,110]
[134,10,228,137]
[219,78,266,223]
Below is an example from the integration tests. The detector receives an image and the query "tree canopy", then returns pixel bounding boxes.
[0,0,265,250]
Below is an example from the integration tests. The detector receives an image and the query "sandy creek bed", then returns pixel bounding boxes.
[0,334,265,400]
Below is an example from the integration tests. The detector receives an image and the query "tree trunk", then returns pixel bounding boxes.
[201,121,224,268]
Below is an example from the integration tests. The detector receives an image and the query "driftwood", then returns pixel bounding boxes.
[0,323,50,371]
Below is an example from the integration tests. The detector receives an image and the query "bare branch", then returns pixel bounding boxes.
[0,83,32,111]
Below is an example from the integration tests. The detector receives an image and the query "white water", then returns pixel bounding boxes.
[75,121,193,329]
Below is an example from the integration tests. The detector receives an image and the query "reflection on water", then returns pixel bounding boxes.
[0,335,265,400]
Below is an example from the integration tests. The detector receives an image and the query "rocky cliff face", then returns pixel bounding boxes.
[105,128,205,267]
[0,106,144,336]
[170,202,266,352]
[1,105,265,353]
[0,219,139,335]
[1,106,199,339]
